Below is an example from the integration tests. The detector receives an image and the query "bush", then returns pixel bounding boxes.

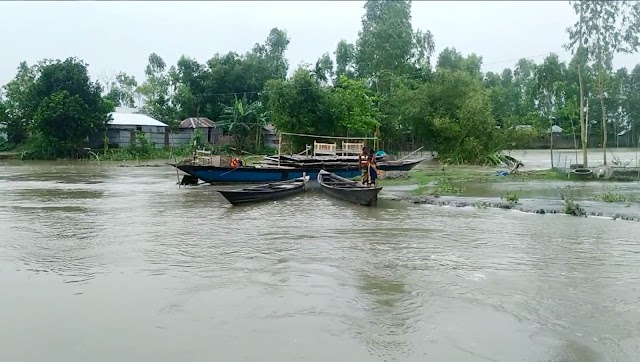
[0,140,12,152]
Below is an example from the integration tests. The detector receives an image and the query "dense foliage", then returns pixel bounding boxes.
[1,58,113,158]
[1,0,639,163]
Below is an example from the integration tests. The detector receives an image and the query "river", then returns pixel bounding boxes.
[1,161,639,362]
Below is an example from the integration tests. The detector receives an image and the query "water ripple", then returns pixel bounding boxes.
[1,163,640,361]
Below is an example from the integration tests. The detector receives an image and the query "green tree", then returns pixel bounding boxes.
[355,0,434,93]
[536,53,568,167]
[626,65,640,146]
[266,68,338,149]
[436,48,483,79]
[0,97,8,146]
[566,0,640,165]
[411,29,436,71]
[331,76,380,136]
[313,53,334,84]
[164,27,290,127]
[30,58,110,158]
[1,61,40,145]
[606,68,630,146]
[386,65,511,163]
[512,58,540,120]
[172,56,208,118]
[137,53,180,129]
[104,72,139,108]
[264,28,290,80]
[334,40,357,79]
[221,97,264,152]
[356,0,414,80]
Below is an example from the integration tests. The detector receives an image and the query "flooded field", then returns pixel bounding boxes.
[1,160,640,362]
[506,147,640,170]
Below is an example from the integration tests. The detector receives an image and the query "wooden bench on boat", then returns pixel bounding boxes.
[313,141,337,156]
[340,142,365,155]
[188,150,234,167]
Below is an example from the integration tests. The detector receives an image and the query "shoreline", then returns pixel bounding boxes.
[399,194,640,222]
[3,157,638,221]
[376,188,640,222]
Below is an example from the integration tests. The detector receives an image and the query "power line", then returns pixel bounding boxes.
[483,49,571,66]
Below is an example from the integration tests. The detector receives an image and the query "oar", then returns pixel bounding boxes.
[219,165,241,177]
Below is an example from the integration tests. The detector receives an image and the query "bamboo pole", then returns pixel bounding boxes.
[279,131,377,140]
[398,146,424,161]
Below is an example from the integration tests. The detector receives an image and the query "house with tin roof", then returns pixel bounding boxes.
[90,107,169,149]
[173,117,223,146]
[261,123,278,148]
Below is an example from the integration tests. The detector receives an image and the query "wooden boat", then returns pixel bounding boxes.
[217,176,310,205]
[317,170,382,206]
[378,158,426,171]
[260,156,425,172]
[172,164,361,184]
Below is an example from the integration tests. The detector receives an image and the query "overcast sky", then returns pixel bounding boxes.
[0,1,637,88]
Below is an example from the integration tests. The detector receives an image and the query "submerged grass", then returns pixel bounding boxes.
[93,148,265,163]
[380,165,569,196]
[98,147,192,162]
[593,192,629,203]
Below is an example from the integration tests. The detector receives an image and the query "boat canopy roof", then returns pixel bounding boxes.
[279,131,377,140]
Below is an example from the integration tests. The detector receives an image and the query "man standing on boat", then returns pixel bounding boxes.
[359,146,370,185]
[367,148,379,187]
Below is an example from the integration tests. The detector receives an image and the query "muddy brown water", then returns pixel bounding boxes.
[1,161,639,362]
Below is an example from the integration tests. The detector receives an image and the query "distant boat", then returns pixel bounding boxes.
[377,158,426,171]
[317,170,382,206]
[217,176,310,205]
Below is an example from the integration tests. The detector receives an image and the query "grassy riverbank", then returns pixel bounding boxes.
[378,164,640,206]
[378,166,566,188]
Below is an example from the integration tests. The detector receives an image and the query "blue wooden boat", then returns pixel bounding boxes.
[173,164,362,184]
[263,155,426,172]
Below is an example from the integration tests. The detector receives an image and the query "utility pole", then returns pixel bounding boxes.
[550,117,555,169]
[585,97,589,155]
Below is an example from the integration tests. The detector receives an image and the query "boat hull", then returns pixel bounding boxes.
[217,179,307,205]
[319,184,382,206]
[317,170,382,206]
[262,156,425,171]
[175,165,361,184]
[378,158,426,171]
